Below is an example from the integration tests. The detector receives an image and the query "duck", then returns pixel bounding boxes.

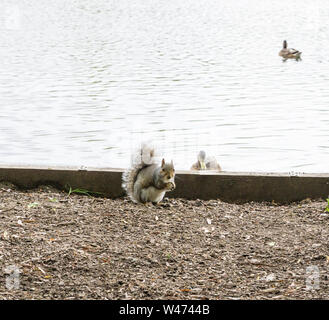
[279,40,302,60]
[190,150,222,171]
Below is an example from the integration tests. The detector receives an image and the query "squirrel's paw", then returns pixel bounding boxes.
[142,202,156,208]
[166,182,176,191]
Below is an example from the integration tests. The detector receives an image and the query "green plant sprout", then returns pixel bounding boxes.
[65,184,103,197]
[28,202,39,208]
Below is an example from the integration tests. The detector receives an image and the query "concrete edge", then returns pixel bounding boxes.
[0,165,328,204]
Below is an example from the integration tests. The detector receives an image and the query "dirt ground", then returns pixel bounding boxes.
[0,182,329,300]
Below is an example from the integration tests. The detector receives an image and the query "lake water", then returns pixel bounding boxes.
[1,0,328,172]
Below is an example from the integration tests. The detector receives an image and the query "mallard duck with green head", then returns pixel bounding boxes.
[279,40,302,60]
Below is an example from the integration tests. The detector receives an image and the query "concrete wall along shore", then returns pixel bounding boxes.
[0,165,328,204]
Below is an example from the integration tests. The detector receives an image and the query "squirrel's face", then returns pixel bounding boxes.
[160,159,175,184]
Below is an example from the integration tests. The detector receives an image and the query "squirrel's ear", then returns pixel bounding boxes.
[161,158,165,167]
[171,160,174,166]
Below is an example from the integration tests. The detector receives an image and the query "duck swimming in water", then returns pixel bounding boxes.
[279,40,302,60]
[191,150,222,171]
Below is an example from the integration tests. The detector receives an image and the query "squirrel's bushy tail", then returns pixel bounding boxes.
[122,143,157,203]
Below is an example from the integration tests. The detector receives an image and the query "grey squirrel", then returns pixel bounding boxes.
[122,143,176,204]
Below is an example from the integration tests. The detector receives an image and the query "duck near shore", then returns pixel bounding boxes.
[279,40,302,60]
[191,150,222,171]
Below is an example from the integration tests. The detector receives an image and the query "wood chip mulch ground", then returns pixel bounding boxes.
[0,182,329,300]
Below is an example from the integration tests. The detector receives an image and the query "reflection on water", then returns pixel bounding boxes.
[0,0,328,172]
